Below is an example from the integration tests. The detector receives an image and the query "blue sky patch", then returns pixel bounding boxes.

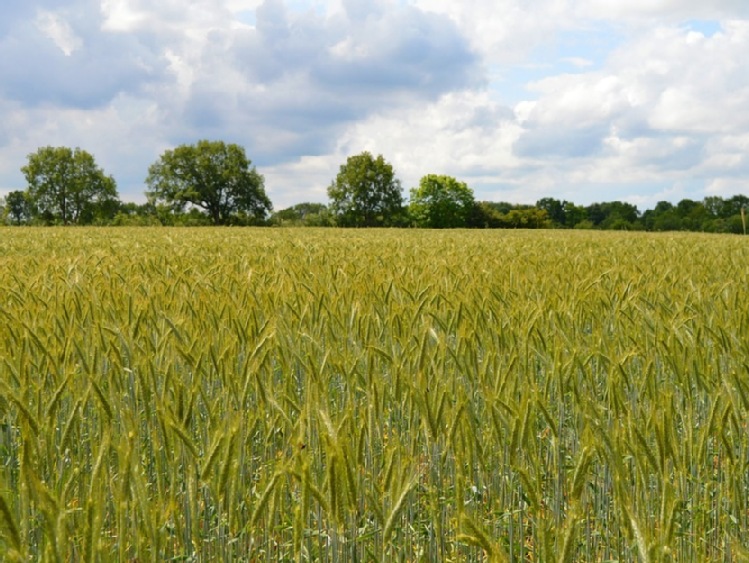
[488,25,624,105]
[235,10,256,26]
[684,20,722,37]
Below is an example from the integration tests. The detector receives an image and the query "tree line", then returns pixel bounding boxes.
[2,141,747,233]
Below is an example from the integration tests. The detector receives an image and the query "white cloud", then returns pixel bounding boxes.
[562,56,594,68]
[413,0,575,63]
[3,0,749,209]
[505,17,749,203]
[334,91,522,197]
[706,177,749,197]
[35,10,84,56]
[100,0,148,32]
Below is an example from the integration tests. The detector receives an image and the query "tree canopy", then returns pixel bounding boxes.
[327,152,405,227]
[146,140,272,225]
[409,174,475,228]
[4,190,31,225]
[22,146,119,225]
[4,143,749,233]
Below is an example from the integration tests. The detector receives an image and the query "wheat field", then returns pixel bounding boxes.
[0,227,747,561]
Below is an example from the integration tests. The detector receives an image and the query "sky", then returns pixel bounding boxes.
[2,0,749,210]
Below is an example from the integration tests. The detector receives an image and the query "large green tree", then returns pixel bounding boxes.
[146,140,272,225]
[4,190,32,225]
[22,146,119,225]
[327,152,405,227]
[409,174,475,228]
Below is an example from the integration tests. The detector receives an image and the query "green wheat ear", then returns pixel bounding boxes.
[1,228,748,559]
[382,473,417,546]
[250,471,281,528]
[0,493,22,556]
[557,506,579,563]
[458,513,508,562]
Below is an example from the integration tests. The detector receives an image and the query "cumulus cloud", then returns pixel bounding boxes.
[0,0,481,201]
[505,18,749,206]
[2,0,749,208]
[338,91,518,179]
[167,0,482,165]
[0,0,166,109]
[413,0,577,64]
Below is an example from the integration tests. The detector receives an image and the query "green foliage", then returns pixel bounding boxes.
[146,140,272,225]
[270,202,333,227]
[409,174,475,228]
[573,219,594,229]
[110,202,177,226]
[471,201,549,229]
[536,197,567,226]
[3,191,32,225]
[586,200,639,228]
[501,207,550,228]
[467,201,501,228]
[21,146,119,225]
[10,139,749,233]
[536,197,587,228]
[327,152,405,227]
[641,197,749,233]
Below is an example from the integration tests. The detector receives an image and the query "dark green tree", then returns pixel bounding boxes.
[674,199,710,230]
[586,201,639,229]
[328,152,404,227]
[409,175,475,228]
[563,201,587,228]
[110,202,163,226]
[146,140,272,225]
[4,190,32,225]
[703,196,726,218]
[725,195,749,217]
[536,197,566,226]
[500,208,550,229]
[271,203,333,226]
[468,201,504,228]
[480,201,531,215]
[642,201,687,231]
[22,146,119,225]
